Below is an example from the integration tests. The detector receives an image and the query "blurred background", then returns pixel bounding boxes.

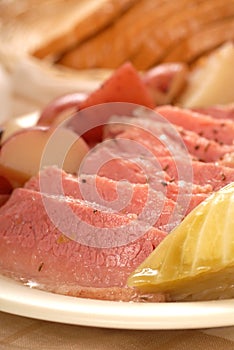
[0,0,233,120]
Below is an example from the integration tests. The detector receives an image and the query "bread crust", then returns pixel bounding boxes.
[0,0,233,70]
[58,0,234,70]
[132,0,234,68]
[59,0,192,69]
[0,0,136,58]
[163,17,234,63]
[34,0,137,59]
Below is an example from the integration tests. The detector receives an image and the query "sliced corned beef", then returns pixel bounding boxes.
[159,157,234,191]
[0,187,166,301]
[105,114,234,162]
[104,113,187,160]
[104,115,195,188]
[193,104,234,120]
[217,152,234,168]
[103,126,192,184]
[25,167,183,232]
[80,140,191,196]
[176,126,234,162]
[81,143,171,184]
[156,105,234,145]
[95,158,151,184]
[191,162,234,191]
[85,123,212,212]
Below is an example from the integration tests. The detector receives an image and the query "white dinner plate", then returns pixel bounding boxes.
[1,275,234,330]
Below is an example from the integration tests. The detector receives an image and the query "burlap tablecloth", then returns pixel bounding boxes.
[0,311,234,350]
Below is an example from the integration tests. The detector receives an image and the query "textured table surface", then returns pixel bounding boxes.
[1,311,234,350]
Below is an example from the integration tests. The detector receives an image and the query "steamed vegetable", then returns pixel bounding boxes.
[128,182,234,301]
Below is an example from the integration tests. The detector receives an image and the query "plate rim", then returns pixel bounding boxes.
[1,276,234,330]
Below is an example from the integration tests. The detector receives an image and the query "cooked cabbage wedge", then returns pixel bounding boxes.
[128,183,234,301]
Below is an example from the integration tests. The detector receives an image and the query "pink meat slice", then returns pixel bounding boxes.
[81,140,188,193]
[159,157,234,191]
[25,167,183,232]
[82,143,171,184]
[156,105,234,145]
[88,126,212,214]
[102,119,214,212]
[217,152,234,168]
[104,118,185,159]
[177,127,234,162]
[98,164,209,214]
[110,113,234,190]
[102,117,213,194]
[193,104,234,120]
[103,127,192,181]
[0,188,166,301]
[97,158,151,184]
[105,115,234,162]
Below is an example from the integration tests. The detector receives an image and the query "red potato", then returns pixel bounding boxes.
[79,62,155,110]
[0,126,89,187]
[36,62,189,146]
[37,62,155,145]
[0,194,10,207]
[75,62,155,144]
[0,175,13,194]
[37,92,87,126]
[0,127,4,141]
[142,63,188,105]
[1,120,24,144]
[1,112,39,144]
